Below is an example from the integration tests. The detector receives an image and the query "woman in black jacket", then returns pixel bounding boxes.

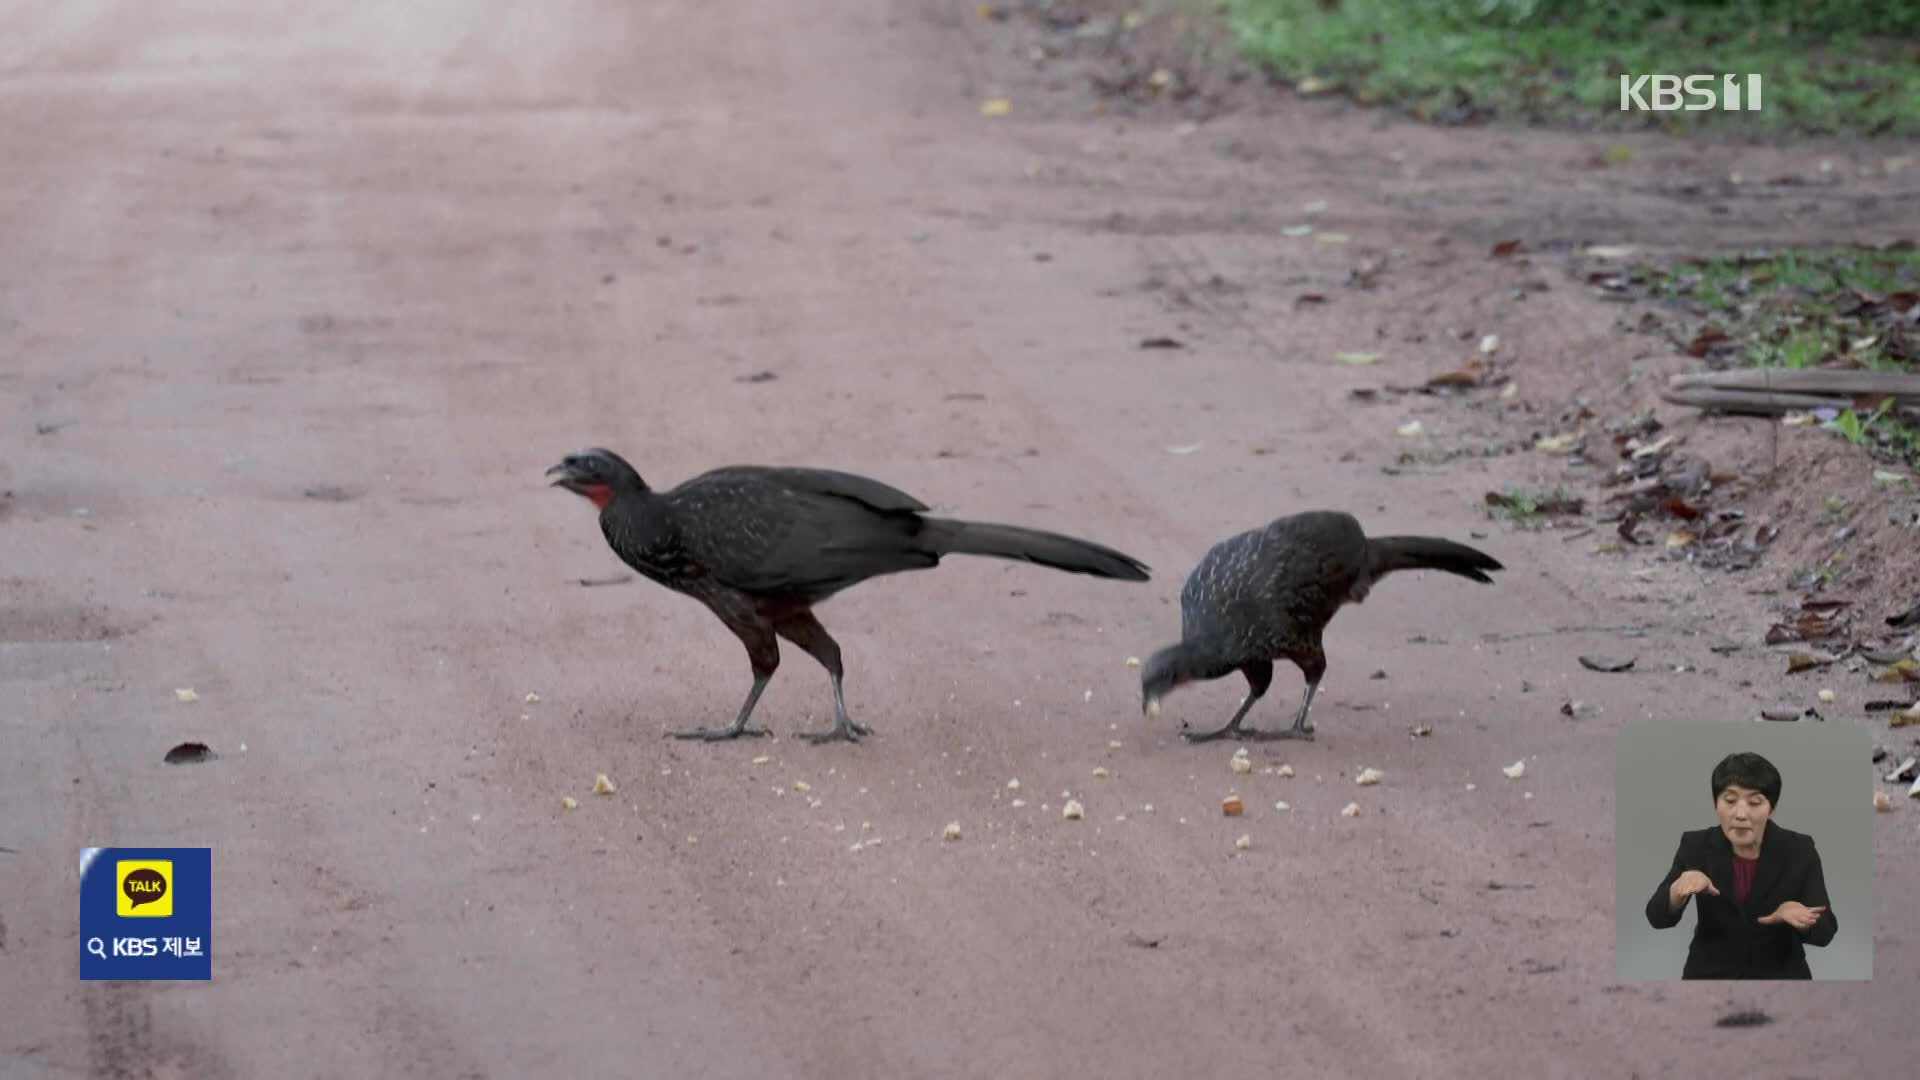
[1645,751,1839,979]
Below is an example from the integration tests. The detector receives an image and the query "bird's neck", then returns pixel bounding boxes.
[599,488,669,547]
[1162,640,1241,684]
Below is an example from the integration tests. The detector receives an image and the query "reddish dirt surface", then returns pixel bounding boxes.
[3,2,1916,1077]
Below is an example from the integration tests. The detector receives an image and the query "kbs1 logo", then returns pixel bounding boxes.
[79,847,212,981]
[1620,74,1762,113]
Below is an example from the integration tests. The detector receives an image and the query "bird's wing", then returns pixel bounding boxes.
[664,469,932,596]
[695,465,931,514]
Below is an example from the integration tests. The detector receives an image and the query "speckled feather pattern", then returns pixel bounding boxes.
[1178,510,1375,669]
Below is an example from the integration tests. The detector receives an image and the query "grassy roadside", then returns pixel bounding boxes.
[1638,247,1920,466]
[1224,0,1920,137]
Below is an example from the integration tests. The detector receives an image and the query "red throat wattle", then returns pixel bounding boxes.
[580,483,614,509]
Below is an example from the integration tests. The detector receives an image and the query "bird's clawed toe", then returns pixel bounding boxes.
[665,725,772,741]
[797,728,860,745]
[1179,724,1247,743]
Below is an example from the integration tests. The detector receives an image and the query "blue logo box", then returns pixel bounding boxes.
[79,847,212,981]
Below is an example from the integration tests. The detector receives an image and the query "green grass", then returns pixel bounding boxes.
[1224,0,1920,136]
[1640,247,1920,465]
[1483,485,1583,527]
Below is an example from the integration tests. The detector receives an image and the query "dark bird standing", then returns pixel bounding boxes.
[1139,510,1502,742]
[548,447,1151,744]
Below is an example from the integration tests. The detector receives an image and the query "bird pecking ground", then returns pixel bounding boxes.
[1,1,1915,1077]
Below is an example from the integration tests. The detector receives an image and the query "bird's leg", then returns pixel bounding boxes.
[775,613,872,744]
[1271,677,1319,741]
[1181,661,1274,742]
[1268,648,1327,742]
[668,623,778,741]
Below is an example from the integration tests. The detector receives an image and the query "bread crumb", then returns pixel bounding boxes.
[1355,767,1385,786]
[1502,760,1526,780]
[1340,802,1361,818]
[943,821,963,841]
[592,774,617,795]
[1063,800,1086,820]
[1222,795,1245,817]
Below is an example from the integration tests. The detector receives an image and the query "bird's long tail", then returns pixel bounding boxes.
[1366,535,1503,584]
[921,518,1151,581]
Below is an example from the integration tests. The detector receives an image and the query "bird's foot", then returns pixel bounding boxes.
[1180,723,1247,743]
[795,720,872,745]
[665,724,772,741]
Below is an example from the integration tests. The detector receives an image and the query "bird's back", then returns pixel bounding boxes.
[654,465,938,601]
[1179,511,1370,656]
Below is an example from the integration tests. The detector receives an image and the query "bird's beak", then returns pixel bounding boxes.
[546,460,582,490]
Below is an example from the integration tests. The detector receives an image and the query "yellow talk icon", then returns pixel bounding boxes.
[116,860,173,918]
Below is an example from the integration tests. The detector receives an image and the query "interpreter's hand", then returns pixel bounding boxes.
[1757,900,1826,931]
[1668,870,1718,910]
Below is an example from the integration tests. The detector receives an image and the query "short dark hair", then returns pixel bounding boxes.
[1711,752,1782,808]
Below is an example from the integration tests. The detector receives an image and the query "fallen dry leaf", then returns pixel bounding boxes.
[1661,495,1703,521]
[1665,530,1696,549]
[1534,433,1579,454]
[1396,420,1424,437]
[1874,658,1920,683]
[1787,651,1841,674]
[1139,335,1185,349]
[1336,351,1380,366]
[1296,77,1337,95]
[1165,443,1202,455]
[1686,329,1732,357]
[981,98,1012,116]
[1426,360,1489,388]
[1584,245,1638,259]
[1315,232,1350,245]
[1491,239,1523,258]
[1578,655,1636,673]
[1281,224,1315,238]
[1295,293,1328,307]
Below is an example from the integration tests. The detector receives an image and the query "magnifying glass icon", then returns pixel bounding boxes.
[86,937,106,959]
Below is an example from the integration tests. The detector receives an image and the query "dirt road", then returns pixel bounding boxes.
[2,2,1911,1076]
